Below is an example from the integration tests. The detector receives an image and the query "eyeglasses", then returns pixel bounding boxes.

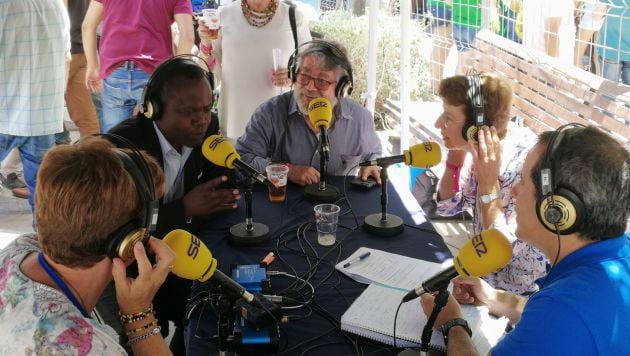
[295,72,335,91]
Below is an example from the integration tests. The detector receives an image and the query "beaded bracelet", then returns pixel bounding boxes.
[119,304,154,324]
[126,325,162,347]
[125,319,159,336]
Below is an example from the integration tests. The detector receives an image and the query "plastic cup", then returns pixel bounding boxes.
[314,204,340,246]
[272,48,284,71]
[202,9,220,30]
[265,164,289,202]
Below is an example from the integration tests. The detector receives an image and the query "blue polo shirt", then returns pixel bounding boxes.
[492,233,630,355]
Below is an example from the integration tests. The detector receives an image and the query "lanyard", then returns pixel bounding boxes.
[37,252,90,318]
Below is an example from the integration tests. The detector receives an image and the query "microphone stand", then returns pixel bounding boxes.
[304,127,340,203]
[229,177,269,245]
[363,165,404,236]
[216,293,235,356]
[421,289,450,353]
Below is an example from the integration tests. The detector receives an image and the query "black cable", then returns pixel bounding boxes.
[392,299,404,348]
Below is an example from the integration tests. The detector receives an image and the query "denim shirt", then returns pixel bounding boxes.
[235,91,382,176]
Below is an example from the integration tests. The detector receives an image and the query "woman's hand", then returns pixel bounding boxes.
[272,68,291,87]
[470,126,502,193]
[112,237,175,314]
[197,18,219,44]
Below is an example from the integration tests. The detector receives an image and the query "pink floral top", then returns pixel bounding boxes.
[437,123,548,295]
[0,234,126,355]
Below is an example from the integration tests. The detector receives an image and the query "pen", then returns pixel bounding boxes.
[343,252,371,268]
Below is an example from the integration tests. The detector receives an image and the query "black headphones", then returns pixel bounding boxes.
[101,133,159,261]
[140,54,215,120]
[462,73,487,142]
[535,123,586,235]
[287,40,354,97]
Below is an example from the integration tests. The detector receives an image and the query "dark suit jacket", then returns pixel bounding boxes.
[107,113,233,326]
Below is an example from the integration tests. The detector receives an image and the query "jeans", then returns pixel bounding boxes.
[101,61,151,132]
[0,134,55,211]
[54,122,71,145]
[92,92,104,131]
[452,24,479,52]
[600,58,630,85]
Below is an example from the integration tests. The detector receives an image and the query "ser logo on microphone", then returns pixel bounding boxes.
[187,236,201,259]
[309,101,328,110]
[207,136,225,150]
[423,142,434,152]
[472,234,488,257]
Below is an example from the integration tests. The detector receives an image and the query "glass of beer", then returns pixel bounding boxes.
[202,9,220,40]
[265,163,289,202]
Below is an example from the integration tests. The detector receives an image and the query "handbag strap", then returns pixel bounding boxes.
[287,0,298,51]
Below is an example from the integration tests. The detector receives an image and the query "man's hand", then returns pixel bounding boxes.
[85,66,102,94]
[288,165,320,186]
[357,166,381,184]
[112,237,174,313]
[420,293,464,329]
[454,276,527,325]
[183,176,240,217]
[452,276,497,306]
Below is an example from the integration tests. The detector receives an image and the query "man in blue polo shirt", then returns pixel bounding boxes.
[420,124,630,355]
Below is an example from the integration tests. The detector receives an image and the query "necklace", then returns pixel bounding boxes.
[241,0,278,28]
[38,252,90,318]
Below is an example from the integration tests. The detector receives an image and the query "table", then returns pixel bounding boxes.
[184,176,453,355]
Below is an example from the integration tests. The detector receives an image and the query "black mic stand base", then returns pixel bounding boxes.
[362,213,404,237]
[229,222,269,245]
[304,183,341,203]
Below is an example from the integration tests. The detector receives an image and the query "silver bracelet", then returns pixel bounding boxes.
[126,325,161,346]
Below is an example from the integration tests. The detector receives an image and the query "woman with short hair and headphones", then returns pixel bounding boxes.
[430,72,547,296]
[0,137,175,355]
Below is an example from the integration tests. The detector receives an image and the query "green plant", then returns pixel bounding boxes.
[311,11,432,125]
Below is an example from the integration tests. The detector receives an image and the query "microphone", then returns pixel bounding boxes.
[359,142,442,168]
[201,135,273,188]
[163,229,255,303]
[308,97,332,160]
[402,229,512,302]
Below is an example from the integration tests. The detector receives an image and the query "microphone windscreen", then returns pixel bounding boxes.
[308,97,333,129]
[163,229,217,282]
[403,142,442,168]
[201,135,240,169]
[453,229,512,277]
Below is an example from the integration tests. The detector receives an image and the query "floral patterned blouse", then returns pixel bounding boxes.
[437,123,548,295]
[0,234,126,355]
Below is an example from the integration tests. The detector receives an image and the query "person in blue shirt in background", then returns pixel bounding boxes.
[598,0,630,85]
[420,124,630,355]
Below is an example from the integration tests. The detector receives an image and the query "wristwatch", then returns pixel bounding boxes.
[480,192,499,204]
[441,318,472,346]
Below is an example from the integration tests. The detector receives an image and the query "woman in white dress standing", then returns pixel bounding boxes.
[198,0,311,141]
